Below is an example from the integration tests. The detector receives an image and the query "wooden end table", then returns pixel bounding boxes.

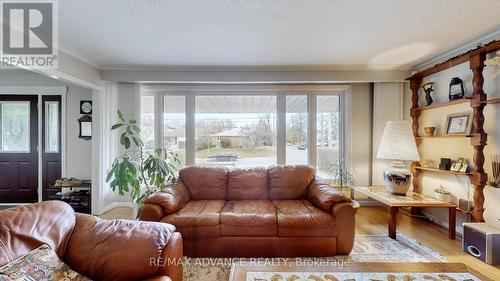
[354,186,457,240]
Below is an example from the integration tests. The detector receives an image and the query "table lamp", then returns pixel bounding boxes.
[377,120,420,195]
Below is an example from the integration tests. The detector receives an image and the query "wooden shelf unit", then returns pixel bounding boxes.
[484,98,500,105]
[414,166,472,176]
[415,135,471,140]
[407,40,500,222]
[412,98,470,112]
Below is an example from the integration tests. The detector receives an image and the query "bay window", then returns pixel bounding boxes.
[141,86,345,173]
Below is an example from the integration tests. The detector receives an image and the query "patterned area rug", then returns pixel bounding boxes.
[183,234,445,281]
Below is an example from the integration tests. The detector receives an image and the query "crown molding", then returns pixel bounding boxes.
[411,26,500,72]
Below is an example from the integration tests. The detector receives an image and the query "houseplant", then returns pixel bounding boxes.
[434,186,451,202]
[327,159,356,199]
[106,110,179,209]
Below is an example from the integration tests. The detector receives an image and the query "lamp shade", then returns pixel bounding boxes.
[377,120,420,161]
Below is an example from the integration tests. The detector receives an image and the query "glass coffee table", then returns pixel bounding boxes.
[354,186,457,240]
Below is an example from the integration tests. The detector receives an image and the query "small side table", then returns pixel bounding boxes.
[354,186,457,240]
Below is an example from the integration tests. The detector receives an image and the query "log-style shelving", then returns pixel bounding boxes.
[415,135,471,140]
[484,98,500,105]
[407,40,500,222]
[412,98,470,112]
[414,166,472,176]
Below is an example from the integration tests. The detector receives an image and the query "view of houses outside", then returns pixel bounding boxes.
[195,96,277,167]
[141,94,340,171]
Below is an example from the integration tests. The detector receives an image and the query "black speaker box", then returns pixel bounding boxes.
[463,223,500,264]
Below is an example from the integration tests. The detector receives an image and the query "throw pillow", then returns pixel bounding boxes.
[0,244,91,281]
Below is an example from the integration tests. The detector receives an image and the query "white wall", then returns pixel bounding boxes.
[372,82,405,186]
[403,52,500,234]
[0,70,93,180]
[349,83,373,187]
[65,86,93,179]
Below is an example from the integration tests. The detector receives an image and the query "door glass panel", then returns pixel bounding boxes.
[195,95,277,167]
[316,95,340,177]
[164,96,186,167]
[1,102,30,152]
[286,95,308,164]
[45,101,59,153]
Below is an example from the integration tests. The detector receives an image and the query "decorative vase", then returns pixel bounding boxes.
[424,127,436,137]
[383,162,412,195]
[484,188,500,230]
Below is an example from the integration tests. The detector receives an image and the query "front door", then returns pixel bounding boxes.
[0,95,38,203]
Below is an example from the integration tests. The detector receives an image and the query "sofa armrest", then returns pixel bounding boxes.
[140,182,190,221]
[65,213,180,281]
[306,177,351,212]
[332,200,358,254]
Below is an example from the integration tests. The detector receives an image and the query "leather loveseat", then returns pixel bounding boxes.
[0,201,183,281]
[140,165,358,257]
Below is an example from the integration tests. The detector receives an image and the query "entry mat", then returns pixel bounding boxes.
[246,272,479,281]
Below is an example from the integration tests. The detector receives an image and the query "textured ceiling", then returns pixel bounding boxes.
[59,0,500,69]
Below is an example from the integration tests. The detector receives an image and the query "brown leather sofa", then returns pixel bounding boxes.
[0,201,183,281]
[140,165,359,257]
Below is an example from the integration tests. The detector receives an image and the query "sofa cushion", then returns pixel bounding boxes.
[268,165,315,200]
[273,200,336,237]
[227,168,269,200]
[273,200,335,228]
[220,225,277,237]
[220,200,276,226]
[179,166,228,200]
[173,225,221,238]
[164,200,225,226]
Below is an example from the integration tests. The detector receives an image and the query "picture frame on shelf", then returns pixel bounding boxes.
[450,162,462,172]
[445,112,473,136]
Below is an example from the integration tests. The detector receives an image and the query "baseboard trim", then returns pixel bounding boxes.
[99,201,135,215]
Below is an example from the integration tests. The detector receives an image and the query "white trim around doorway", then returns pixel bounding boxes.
[0,86,68,205]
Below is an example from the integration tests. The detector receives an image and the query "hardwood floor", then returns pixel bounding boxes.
[101,205,500,279]
[356,206,500,280]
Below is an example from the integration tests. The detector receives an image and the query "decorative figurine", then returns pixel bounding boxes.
[422,82,435,106]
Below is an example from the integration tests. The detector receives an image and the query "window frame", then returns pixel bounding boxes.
[141,85,348,171]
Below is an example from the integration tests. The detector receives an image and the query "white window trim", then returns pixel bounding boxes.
[141,84,350,171]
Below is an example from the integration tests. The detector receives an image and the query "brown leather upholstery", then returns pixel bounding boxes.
[220,200,277,236]
[227,167,269,200]
[220,200,276,226]
[0,200,75,265]
[0,201,183,281]
[179,166,227,200]
[273,200,336,237]
[306,177,351,212]
[268,165,315,200]
[140,165,357,257]
[164,200,225,226]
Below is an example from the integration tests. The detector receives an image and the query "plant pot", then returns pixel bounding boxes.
[484,187,500,230]
[434,192,451,202]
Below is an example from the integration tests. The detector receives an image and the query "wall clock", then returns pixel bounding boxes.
[80,100,92,114]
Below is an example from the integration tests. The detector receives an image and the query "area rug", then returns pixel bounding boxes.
[182,234,446,281]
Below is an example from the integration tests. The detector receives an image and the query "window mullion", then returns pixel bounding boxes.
[154,95,163,149]
[185,94,195,166]
[308,93,317,168]
[276,94,286,165]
